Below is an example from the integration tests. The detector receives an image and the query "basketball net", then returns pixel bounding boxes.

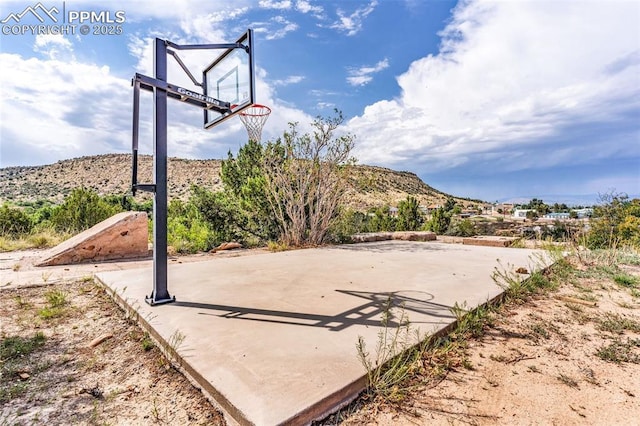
[239,104,271,143]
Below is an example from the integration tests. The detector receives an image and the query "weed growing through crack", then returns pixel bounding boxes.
[41,272,52,283]
[356,298,421,403]
[492,263,555,303]
[157,329,186,369]
[356,295,500,406]
[141,333,154,352]
[168,330,185,353]
[450,301,493,339]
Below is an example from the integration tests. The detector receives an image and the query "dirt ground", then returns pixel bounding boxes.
[1,249,639,426]
[0,279,225,425]
[333,254,640,425]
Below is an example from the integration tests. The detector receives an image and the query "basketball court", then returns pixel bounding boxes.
[116,30,551,424]
[96,240,549,425]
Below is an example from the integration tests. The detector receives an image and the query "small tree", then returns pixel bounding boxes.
[262,111,355,246]
[425,207,451,234]
[396,196,423,231]
[220,139,279,241]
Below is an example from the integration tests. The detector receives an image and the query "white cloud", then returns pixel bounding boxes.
[347,0,640,175]
[296,0,323,17]
[316,101,335,110]
[258,0,292,10]
[266,15,299,40]
[273,75,305,86]
[347,58,389,86]
[0,0,317,168]
[33,34,74,60]
[0,52,131,166]
[331,0,377,36]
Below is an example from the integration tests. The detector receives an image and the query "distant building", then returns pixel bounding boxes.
[512,209,533,218]
[574,208,593,219]
[544,212,570,220]
[388,207,399,217]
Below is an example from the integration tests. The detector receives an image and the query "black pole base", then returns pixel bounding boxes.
[145,295,176,306]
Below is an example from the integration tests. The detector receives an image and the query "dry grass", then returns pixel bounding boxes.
[0,279,225,425]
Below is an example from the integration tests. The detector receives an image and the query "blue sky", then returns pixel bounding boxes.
[0,0,638,204]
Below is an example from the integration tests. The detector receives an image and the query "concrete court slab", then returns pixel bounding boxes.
[0,249,256,289]
[95,240,548,425]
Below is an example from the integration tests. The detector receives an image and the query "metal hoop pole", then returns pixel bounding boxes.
[146,38,175,306]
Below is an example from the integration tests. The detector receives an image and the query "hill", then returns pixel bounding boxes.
[0,154,480,210]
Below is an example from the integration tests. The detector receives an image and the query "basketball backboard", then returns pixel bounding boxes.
[203,29,255,129]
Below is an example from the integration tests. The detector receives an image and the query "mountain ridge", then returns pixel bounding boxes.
[0,154,483,210]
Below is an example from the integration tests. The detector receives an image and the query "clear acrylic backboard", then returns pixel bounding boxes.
[203,29,254,129]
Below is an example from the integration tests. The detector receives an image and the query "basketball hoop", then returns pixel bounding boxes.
[239,104,271,142]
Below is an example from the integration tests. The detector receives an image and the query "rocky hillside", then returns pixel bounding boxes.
[0,154,479,210]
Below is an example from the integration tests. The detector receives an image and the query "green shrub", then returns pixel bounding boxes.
[50,187,121,233]
[587,193,640,249]
[328,208,368,243]
[446,218,476,237]
[366,206,396,232]
[189,186,240,243]
[167,199,220,253]
[0,204,33,237]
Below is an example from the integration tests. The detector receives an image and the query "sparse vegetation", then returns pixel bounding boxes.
[341,241,640,424]
[37,289,70,320]
[614,273,638,288]
[597,313,640,334]
[0,332,47,403]
[557,373,580,388]
[356,300,421,403]
[0,280,225,424]
[596,338,640,364]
